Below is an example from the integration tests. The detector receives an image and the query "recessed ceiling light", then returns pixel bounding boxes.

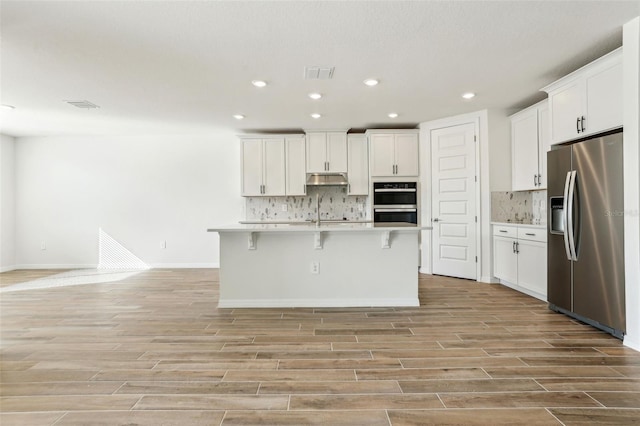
[233,114,245,120]
[388,113,398,118]
[364,79,379,87]
[308,93,322,100]
[1,104,15,111]
[462,92,475,99]
[252,80,267,88]
[310,113,322,119]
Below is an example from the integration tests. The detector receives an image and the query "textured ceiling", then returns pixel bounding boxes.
[1,1,639,137]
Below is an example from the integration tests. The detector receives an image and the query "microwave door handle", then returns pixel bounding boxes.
[375,208,417,213]
[562,171,573,260]
[567,170,578,261]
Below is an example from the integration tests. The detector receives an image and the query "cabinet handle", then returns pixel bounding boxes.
[512,241,516,253]
[348,184,351,193]
[581,116,586,132]
[515,241,520,254]
[538,174,542,186]
[576,117,581,134]
[499,230,508,233]
[525,232,535,236]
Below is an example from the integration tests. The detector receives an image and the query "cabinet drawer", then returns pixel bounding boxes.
[518,227,547,242]
[493,225,517,238]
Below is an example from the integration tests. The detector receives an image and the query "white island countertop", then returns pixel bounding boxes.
[208,222,432,233]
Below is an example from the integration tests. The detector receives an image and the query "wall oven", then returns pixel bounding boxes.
[373,182,418,225]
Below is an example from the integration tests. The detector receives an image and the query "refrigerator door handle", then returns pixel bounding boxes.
[562,171,573,260]
[567,170,578,261]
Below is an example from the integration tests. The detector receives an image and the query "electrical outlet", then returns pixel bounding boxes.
[281,204,288,212]
[161,241,167,249]
[358,203,364,212]
[40,241,46,250]
[310,261,320,274]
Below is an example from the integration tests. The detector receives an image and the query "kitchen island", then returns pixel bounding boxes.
[208,223,430,308]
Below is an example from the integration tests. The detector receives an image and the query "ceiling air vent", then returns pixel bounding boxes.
[65,100,100,109]
[304,66,335,80]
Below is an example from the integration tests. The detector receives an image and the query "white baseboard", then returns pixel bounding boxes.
[218,298,420,309]
[498,280,547,302]
[148,263,219,269]
[13,264,98,270]
[7,263,219,270]
[624,336,640,352]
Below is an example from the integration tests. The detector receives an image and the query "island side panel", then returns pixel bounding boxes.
[218,230,419,307]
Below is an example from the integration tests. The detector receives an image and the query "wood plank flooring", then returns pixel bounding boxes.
[1,269,639,425]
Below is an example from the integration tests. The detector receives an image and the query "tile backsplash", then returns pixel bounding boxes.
[245,186,371,222]
[491,190,547,225]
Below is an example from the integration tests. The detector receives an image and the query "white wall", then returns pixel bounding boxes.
[14,133,242,268]
[623,17,640,351]
[0,134,16,271]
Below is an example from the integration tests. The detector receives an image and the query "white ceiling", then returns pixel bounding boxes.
[1,1,639,138]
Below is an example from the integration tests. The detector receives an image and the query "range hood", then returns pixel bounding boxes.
[306,172,348,186]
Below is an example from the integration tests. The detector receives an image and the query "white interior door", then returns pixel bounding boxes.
[431,123,477,280]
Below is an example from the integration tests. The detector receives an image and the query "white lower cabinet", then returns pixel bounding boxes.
[493,224,547,301]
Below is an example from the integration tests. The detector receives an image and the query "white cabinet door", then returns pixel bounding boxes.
[394,133,419,177]
[543,48,622,145]
[347,134,369,195]
[511,107,539,191]
[370,133,395,177]
[241,138,263,196]
[548,78,584,145]
[537,103,550,189]
[262,138,286,196]
[517,239,547,298]
[306,132,327,173]
[286,136,306,196]
[326,132,347,172]
[493,236,518,284]
[585,60,623,137]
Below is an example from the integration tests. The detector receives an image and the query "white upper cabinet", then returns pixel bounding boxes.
[347,134,369,195]
[241,135,305,197]
[368,130,419,177]
[285,135,307,196]
[542,47,622,145]
[305,131,347,173]
[510,100,550,190]
[241,137,286,196]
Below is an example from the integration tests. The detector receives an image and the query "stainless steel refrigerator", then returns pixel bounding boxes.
[547,130,625,339]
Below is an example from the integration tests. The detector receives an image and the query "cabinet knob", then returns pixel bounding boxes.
[432,218,440,222]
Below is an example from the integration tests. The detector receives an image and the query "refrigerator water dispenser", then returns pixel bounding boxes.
[549,197,565,235]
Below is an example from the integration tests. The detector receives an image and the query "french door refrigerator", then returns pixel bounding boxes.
[547,130,625,339]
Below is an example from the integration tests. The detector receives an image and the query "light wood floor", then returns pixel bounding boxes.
[1,269,639,425]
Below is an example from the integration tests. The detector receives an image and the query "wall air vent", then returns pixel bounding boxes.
[304,66,335,80]
[65,100,100,109]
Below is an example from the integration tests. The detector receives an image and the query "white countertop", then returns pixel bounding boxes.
[491,221,547,230]
[208,222,432,233]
